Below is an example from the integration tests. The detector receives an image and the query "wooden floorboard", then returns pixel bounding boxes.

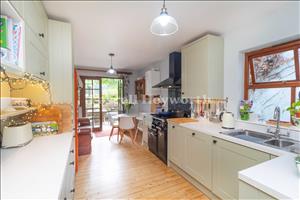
[75,134,209,199]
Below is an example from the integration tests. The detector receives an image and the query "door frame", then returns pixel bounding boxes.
[80,76,125,131]
[80,76,103,132]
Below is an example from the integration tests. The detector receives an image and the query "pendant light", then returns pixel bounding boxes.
[107,53,117,75]
[150,0,178,36]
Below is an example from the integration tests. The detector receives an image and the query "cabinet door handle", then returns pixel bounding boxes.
[70,188,75,193]
[40,72,45,76]
[181,92,184,95]
[70,149,74,153]
[39,33,44,38]
[192,132,195,136]
[69,161,75,165]
[213,140,217,144]
[172,126,175,128]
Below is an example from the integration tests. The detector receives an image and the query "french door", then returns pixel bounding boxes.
[80,76,124,132]
[81,77,102,131]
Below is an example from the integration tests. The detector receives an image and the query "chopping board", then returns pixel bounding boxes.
[167,118,198,124]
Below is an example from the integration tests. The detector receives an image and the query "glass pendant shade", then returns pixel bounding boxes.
[151,8,178,36]
[107,66,116,74]
[107,53,117,74]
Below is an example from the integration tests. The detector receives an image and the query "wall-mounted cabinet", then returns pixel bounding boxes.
[181,34,224,98]
[2,0,49,80]
[145,69,160,96]
[48,20,73,104]
[135,78,145,101]
[1,1,25,72]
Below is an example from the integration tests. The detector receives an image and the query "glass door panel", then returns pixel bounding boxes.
[83,77,102,131]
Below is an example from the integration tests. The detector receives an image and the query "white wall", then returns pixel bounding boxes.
[223,2,300,117]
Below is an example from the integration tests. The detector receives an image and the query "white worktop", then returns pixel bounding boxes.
[1,132,74,199]
[176,118,300,200]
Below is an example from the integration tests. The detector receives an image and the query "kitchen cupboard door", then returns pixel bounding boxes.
[48,20,73,104]
[145,69,160,96]
[168,124,186,168]
[25,26,49,80]
[181,37,208,98]
[181,34,223,98]
[212,138,270,200]
[23,1,48,48]
[185,130,213,190]
[9,0,24,16]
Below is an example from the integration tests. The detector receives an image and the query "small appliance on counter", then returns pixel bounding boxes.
[220,111,235,129]
[1,122,33,148]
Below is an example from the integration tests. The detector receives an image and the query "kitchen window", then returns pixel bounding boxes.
[244,40,300,122]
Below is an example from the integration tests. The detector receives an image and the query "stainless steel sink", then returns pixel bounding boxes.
[221,129,300,154]
[264,139,294,148]
[225,130,273,143]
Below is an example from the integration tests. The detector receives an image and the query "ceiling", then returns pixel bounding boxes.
[43,1,289,71]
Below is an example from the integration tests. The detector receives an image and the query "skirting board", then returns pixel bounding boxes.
[168,161,220,200]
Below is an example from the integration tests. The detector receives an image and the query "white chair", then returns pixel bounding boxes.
[108,112,119,141]
[119,116,136,144]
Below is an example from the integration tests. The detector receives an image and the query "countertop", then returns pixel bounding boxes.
[167,118,198,124]
[174,118,299,200]
[1,132,74,199]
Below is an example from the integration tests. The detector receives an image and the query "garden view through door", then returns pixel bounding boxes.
[83,77,123,131]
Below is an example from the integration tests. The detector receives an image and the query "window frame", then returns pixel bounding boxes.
[244,39,300,121]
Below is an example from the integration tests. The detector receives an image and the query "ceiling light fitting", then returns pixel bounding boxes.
[150,0,178,36]
[107,53,117,75]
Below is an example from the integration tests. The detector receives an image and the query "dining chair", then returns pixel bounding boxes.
[108,113,119,141]
[119,116,136,144]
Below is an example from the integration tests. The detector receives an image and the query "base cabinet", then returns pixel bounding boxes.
[60,136,76,200]
[212,138,270,200]
[168,123,186,168]
[239,181,275,200]
[185,130,212,190]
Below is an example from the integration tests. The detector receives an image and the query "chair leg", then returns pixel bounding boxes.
[119,130,124,144]
[129,129,135,144]
[117,128,120,142]
[109,127,114,140]
[134,128,139,142]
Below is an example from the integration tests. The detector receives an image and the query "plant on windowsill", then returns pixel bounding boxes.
[239,100,253,121]
[287,100,300,127]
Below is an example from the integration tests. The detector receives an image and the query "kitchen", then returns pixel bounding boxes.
[0,1,300,200]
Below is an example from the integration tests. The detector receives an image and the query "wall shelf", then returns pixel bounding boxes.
[0,107,36,120]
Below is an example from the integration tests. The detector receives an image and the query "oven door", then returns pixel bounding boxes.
[157,127,167,164]
[148,128,158,155]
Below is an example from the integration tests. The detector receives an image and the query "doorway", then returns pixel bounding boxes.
[80,76,123,132]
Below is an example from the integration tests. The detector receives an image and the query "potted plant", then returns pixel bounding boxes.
[287,100,300,127]
[123,99,134,114]
[239,100,253,121]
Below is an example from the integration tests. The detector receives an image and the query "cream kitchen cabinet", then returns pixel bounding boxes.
[9,0,49,80]
[239,181,275,200]
[23,1,48,48]
[48,20,73,104]
[181,34,224,98]
[60,136,76,200]
[185,129,213,190]
[212,137,270,200]
[9,0,24,16]
[145,69,160,96]
[168,123,186,168]
[25,25,49,80]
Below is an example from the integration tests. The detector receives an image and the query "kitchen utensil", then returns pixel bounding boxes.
[2,122,33,148]
[219,111,235,129]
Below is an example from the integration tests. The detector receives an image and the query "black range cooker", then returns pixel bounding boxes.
[148,111,190,164]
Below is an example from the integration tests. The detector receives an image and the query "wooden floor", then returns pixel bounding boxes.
[75,134,209,199]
